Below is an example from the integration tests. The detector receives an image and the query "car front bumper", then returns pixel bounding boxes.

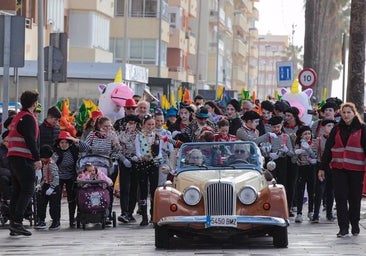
[157,215,289,228]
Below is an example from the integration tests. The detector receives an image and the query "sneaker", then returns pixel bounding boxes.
[311,217,319,223]
[128,215,136,223]
[9,231,19,236]
[327,215,335,222]
[336,229,349,238]
[118,214,129,223]
[34,221,47,229]
[49,221,60,230]
[295,214,303,223]
[140,218,149,226]
[105,218,112,226]
[9,222,32,236]
[307,212,313,220]
[69,220,76,228]
[351,225,360,236]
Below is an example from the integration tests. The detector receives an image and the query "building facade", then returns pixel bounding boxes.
[0,0,271,103]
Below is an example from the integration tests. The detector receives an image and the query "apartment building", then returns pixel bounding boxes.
[257,34,289,100]
[1,0,260,103]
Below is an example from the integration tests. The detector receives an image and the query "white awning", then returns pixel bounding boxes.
[144,88,159,102]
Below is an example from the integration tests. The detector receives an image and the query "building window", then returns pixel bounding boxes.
[170,13,176,28]
[115,0,125,17]
[130,39,156,64]
[110,37,124,62]
[131,0,158,17]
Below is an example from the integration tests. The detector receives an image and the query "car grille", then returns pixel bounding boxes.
[206,182,234,215]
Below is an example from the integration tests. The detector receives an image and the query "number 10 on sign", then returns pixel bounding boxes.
[298,68,317,89]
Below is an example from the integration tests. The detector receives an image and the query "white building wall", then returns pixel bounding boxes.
[47,0,65,32]
[69,11,110,50]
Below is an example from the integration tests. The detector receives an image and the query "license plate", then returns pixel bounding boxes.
[206,216,237,227]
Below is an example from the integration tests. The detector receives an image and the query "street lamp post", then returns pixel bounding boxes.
[247,31,251,90]
[264,45,271,99]
[256,37,264,94]
[271,48,277,94]
[215,0,220,93]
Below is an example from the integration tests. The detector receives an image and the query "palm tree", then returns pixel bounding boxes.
[346,0,366,114]
[303,0,349,102]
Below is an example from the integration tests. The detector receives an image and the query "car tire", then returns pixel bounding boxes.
[272,226,288,248]
[155,226,171,249]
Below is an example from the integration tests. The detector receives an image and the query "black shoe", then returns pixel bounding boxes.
[352,226,360,236]
[69,220,76,228]
[289,212,294,217]
[34,220,47,230]
[9,231,19,236]
[336,229,349,238]
[49,221,60,230]
[118,214,129,223]
[9,222,32,236]
[128,215,136,223]
[327,215,335,221]
[105,219,112,226]
[140,218,148,226]
[311,217,319,223]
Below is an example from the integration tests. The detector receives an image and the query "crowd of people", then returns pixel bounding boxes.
[0,90,365,239]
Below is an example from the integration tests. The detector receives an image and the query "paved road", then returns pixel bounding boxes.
[1,198,366,255]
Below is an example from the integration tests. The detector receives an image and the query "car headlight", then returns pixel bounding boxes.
[183,186,202,206]
[238,186,258,205]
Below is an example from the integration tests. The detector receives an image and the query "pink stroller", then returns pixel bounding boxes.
[76,155,117,229]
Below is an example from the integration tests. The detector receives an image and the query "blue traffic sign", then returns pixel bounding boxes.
[276,61,294,87]
[279,66,291,81]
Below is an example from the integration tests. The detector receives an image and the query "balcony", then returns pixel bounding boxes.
[169,28,188,50]
[68,0,114,18]
[209,8,225,27]
[69,47,113,63]
[233,14,246,32]
[232,66,246,83]
[169,0,189,10]
[187,32,196,55]
[242,0,253,10]
[188,0,197,18]
[169,67,187,82]
[251,7,259,20]
[233,39,246,57]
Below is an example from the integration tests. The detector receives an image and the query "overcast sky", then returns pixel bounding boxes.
[255,0,305,47]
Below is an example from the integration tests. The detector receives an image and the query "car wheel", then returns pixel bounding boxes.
[272,226,288,248]
[155,226,172,249]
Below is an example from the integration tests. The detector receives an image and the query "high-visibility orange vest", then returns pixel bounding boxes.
[330,128,365,171]
[7,110,39,160]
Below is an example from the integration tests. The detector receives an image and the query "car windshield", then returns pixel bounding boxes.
[177,141,264,172]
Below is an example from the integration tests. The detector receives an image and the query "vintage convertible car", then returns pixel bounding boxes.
[153,141,289,248]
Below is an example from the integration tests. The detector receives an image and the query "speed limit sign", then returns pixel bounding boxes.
[298,68,317,89]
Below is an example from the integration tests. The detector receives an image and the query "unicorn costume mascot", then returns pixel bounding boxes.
[280,79,313,126]
[98,68,134,124]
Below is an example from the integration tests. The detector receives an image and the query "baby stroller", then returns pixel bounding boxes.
[0,178,38,227]
[76,154,117,229]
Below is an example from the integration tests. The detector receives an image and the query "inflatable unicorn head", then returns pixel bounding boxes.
[280,79,313,126]
[98,68,134,123]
